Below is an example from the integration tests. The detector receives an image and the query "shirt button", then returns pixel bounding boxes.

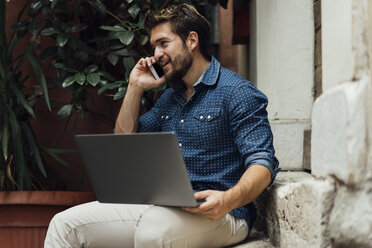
[161,115,164,119]
[179,143,182,147]
[180,119,184,123]
[207,115,211,119]
[165,116,169,119]
[200,115,204,120]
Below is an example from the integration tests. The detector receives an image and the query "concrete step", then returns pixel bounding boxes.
[254,171,335,248]
[231,229,275,248]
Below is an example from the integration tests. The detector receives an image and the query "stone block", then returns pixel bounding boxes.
[232,229,274,248]
[322,0,353,91]
[311,79,369,186]
[255,172,335,248]
[255,0,314,120]
[329,186,372,248]
[270,120,310,170]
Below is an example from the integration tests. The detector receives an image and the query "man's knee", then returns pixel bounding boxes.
[134,207,181,247]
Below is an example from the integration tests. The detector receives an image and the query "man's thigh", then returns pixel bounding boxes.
[45,201,151,248]
[135,206,249,248]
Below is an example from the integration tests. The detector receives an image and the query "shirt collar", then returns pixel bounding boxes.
[198,56,220,86]
[171,56,220,97]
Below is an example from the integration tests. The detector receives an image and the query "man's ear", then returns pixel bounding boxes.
[186,31,199,51]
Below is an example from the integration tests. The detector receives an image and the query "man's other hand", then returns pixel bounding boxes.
[182,190,232,221]
[129,56,166,91]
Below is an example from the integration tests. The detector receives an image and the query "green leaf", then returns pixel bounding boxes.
[1,125,9,160]
[21,122,46,177]
[54,63,78,73]
[8,107,31,190]
[125,70,130,81]
[128,4,140,19]
[113,88,127,100]
[136,12,145,28]
[14,42,34,72]
[60,23,71,33]
[107,54,118,66]
[97,71,116,81]
[76,50,89,62]
[40,146,69,166]
[118,31,134,45]
[62,75,75,87]
[41,27,59,35]
[74,72,86,85]
[51,0,60,10]
[7,35,18,59]
[28,20,41,35]
[100,25,126,32]
[84,65,99,73]
[57,33,69,47]
[123,57,136,72]
[112,48,138,56]
[28,55,51,111]
[9,83,35,118]
[31,1,43,10]
[86,73,100,86]
[88,0,107,15]
[57,104,73,120]
[97,84,112,95]
[98,81,124,94]
[110,42,125,50]
[139,34,149,46]
[0,1,6,48]
[71,23,88,32]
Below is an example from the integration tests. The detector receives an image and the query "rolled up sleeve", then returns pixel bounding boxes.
[228,82,280,183]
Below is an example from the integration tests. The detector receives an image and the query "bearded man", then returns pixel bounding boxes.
[44,3,279,248]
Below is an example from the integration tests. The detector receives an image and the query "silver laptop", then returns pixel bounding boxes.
[75,132,198,207]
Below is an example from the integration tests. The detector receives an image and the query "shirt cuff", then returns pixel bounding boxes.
[245,151,280,185]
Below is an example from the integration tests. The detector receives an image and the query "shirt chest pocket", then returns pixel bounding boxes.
[192,107,223,137]
[193,107,221,122]
[190,107,224,148]
[160,109,176,132]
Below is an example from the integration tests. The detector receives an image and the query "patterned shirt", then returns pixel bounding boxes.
[137,57,279,227]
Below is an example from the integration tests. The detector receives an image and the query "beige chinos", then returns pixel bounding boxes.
[44,201,249,248]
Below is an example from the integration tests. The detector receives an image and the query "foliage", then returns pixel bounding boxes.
[21,0,247,120]
[0,1,71,190]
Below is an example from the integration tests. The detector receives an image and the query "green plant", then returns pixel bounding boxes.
[23,0,241,121]
[0,1,68,190]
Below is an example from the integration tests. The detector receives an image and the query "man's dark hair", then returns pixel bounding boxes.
[144,3,211,60]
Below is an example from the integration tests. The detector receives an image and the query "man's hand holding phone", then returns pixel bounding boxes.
[129,56,166,91]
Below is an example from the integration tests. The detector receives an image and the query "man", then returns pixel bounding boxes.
[45,3,279,248]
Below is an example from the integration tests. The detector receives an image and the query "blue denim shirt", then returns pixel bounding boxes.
[138,57,279,227]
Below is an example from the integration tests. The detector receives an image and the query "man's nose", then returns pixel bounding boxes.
[154,47,164,60]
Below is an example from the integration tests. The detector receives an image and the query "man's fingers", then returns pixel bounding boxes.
[194,190,211,199]
[137,57,156,69]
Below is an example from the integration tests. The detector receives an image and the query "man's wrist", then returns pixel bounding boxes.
[127,81,145,94]
[222,190,237,213]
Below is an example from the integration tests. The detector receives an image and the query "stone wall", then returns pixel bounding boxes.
[250,0,315,170]
[311,0,372,246]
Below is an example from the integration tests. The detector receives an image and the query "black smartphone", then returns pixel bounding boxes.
[150,63,164,80]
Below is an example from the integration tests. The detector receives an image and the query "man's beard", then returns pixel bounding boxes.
[164,47,193,90]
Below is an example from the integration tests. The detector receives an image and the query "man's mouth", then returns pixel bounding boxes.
[160,61,169,67]
[161,61,170,71]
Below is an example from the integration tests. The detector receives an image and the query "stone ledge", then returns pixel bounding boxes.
[254,171,335,248]
[231,229,274,248]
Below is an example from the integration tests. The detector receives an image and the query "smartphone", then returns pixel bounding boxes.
[150,63,164,80]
